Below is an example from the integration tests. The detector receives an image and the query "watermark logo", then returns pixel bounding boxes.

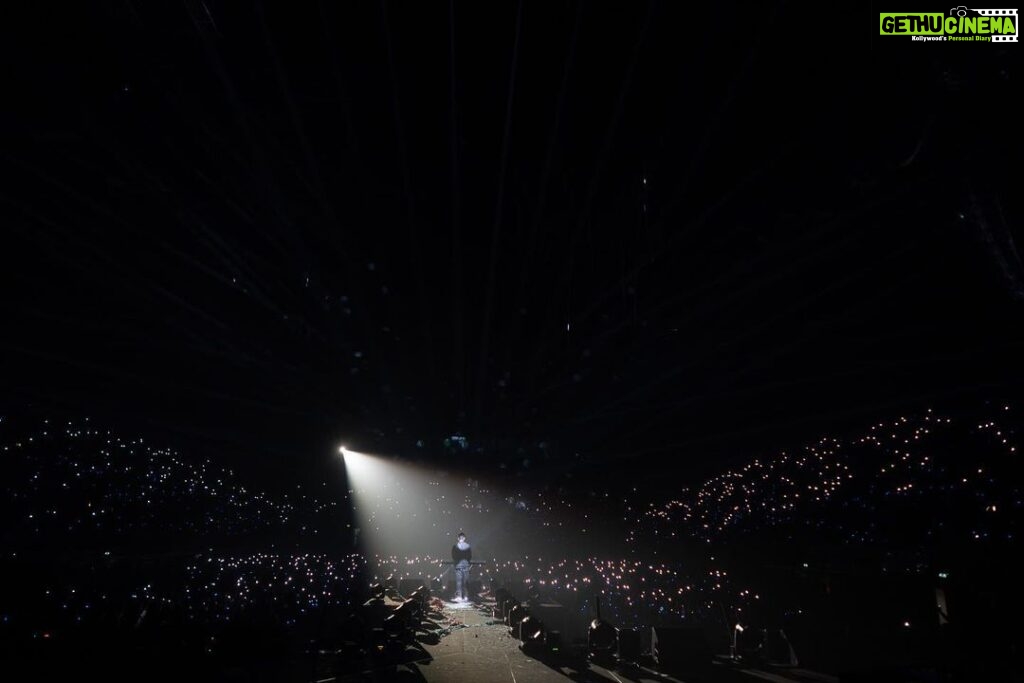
[879,7,1018,42]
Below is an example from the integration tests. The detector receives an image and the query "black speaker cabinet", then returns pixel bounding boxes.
[650,626,712,672]
[617,627,642,662]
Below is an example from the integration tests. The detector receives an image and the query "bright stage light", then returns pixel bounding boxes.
[338,446,464,558]
[337,444,501,573]
[339,448,388,479]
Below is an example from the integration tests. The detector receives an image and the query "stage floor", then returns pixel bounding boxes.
[313,597,835,683]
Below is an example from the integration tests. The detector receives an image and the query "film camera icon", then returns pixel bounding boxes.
[950,6,970,16]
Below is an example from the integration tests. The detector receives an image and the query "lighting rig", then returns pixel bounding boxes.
[587,596,618,665]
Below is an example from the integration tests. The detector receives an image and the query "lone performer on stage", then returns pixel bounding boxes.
[451,531,472,602]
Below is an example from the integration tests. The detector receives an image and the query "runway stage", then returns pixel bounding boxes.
[313,596,837,683]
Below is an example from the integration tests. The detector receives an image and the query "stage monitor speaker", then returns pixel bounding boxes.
[532,602,569,637]
[546,630,563,653]
[650,626,712,672]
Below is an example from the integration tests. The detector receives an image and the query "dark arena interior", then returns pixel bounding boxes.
[1,3,1021,682]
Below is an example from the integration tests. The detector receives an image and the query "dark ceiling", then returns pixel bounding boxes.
[2,2,1020,485]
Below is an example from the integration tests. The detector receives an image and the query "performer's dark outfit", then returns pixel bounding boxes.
[451,536,472,601]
